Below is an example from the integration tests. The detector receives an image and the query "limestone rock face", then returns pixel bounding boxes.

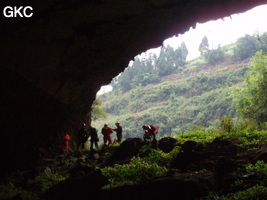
[0,0,266,173]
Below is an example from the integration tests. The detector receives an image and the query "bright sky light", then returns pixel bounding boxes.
[97,4,267,95]
[164,4,267,60]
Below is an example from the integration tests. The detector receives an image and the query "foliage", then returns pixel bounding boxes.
[101,156,168,189]
[100,125,267,191]
[235,34,260,61]
[174,118,267,149]
[111,43,188,93]
[221,185,267,200]
[101,144,182,189]
[0,172,66,200]
[157,43,188,77]
[2,122,267,199]
[213,161,267,200]
[231,51,267,123]
[138,145,181,168]
[95,33,267,142]
[27,173,66,194]
[219,115,236,133]
[199,36,209,55]
[175,126,221,144]
[0,182,33,200]
[234,33,267,61]
[95,67,247,139]
[246,160,267,176]
[204,45,225,65]
[91,99,107,121]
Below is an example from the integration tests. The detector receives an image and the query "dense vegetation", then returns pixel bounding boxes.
[96,67,246,138]
[1,120,266,200]
[93,32,267,140]
[231,51,267,123]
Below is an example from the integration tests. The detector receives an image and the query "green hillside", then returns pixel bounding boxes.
[93,33,267,140]
[93,62,248,139]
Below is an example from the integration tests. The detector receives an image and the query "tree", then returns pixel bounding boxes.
[113,53,160,91]
[231,51,267,123]
[204,45,225,65]
[173,42,188,67]
[156,43,188,77]
[199,36,209,56]
[157,45,176,77]
[91,99,107,121]
[235,34,259,61]
[258,32,267,52]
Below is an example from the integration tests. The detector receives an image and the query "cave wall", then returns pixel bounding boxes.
[0,0,267,173]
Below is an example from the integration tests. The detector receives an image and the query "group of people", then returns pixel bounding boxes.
[76,124,99,150]
[61,122,158,152]
[101,122,123,145]
[61,124,99,152]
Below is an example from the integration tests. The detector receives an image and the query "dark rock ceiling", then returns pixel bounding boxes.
[0,0,267,173]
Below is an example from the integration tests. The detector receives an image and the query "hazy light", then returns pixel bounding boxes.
[97,4,267,95]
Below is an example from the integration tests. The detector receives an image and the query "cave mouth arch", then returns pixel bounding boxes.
[97,4,267,96]
[93,3,267,144]
[1,0,267,174]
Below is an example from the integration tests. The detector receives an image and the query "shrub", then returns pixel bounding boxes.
[101,156,168,189]
[221,185,267,200]
[0,182,32,200]
[27,172,66,194]
[246,160,267,176]
[138,145,181,168]
[220,115,236,133]
[0,172,66,200]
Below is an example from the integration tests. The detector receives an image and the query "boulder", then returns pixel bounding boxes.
[42,169,107,200]
[212,137,232,146]
[158,137,178,153]
[171,151,203,172]
[111,138,144,160]
[181,140,204,153]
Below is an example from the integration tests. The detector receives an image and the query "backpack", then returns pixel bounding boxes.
[150,125,158,133]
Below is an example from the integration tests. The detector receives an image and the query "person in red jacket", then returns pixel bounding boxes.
[142,124,158,142]
[62,132,71,152]
[101,124,113,145]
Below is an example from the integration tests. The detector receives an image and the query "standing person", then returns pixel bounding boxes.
[142,124,158,142]
[77,124,89,150]
[62,132,71,152]
[88,125,99,150]
[113,122,123,143]
[101,124,113,145]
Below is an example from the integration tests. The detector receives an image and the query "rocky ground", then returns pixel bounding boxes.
[4,137,267,200]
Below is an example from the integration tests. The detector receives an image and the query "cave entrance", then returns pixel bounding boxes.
[93,4,267,142]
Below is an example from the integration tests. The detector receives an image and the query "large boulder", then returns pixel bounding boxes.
[158,137,178,153]
[181,140,204,153]
[42,169,107,200]
[111,138,144,160]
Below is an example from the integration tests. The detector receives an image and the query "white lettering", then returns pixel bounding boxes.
[3,6,33,18]
[3,6,13,18]
[23,6,33,18]
[14,6,23,17]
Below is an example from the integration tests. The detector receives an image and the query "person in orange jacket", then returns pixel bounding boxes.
[142,124,158,142]
[101,124,113,145]
[62,132,71,152]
